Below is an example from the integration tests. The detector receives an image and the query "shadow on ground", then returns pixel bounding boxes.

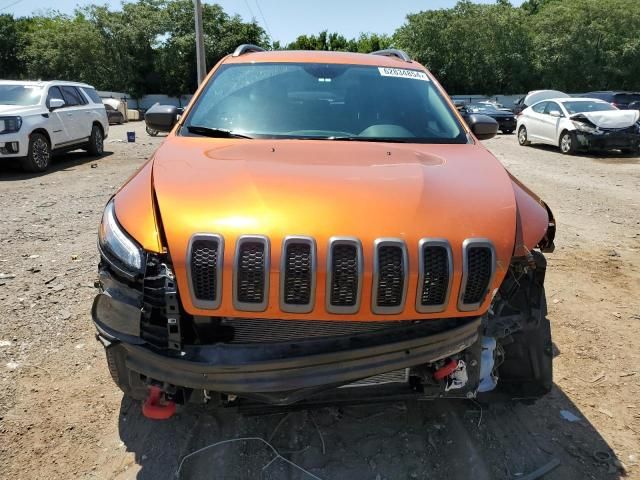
[118,386,621,480]
[0,150,113,181]
[525,144,640,164]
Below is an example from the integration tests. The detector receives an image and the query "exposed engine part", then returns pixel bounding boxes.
[444,360,468,392]
[478,336,498,392]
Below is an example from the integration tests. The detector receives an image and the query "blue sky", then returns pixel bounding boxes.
[2,0,525,44]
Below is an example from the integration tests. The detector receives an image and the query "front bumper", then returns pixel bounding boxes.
[94,293,481,404]
[0,134,23,158]
[576,130,640,151]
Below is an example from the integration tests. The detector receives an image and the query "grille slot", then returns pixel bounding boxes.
[280,237,316,313]
[234,236,270,311]
[416,239,452,313]
[459,239,495,311]
[372,239,408,314]
[326,238,362,314]
[186,234,223,309]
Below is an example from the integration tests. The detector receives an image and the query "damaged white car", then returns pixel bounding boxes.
[517,97,640,154]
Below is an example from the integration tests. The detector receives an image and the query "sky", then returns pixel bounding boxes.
[1,0,525,44]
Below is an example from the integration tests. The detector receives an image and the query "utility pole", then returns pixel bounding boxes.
[194,0,206,86]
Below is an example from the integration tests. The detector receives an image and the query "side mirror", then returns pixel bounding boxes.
[145,104,179,132]
[466,114,499,140]
[49,98,65,110]
[549,110,563,118]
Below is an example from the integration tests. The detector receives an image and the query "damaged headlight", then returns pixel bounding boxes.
[571,121,599,135]
[98,200,144,273]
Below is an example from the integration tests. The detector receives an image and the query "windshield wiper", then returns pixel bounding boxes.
[186,125,253,139]
[326,136,415,143]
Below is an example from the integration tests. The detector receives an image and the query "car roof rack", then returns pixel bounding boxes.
[370,49,411,62]
[232,44,267,57]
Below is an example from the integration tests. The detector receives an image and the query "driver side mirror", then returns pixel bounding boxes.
[549,110,563,118]
[466,114,499,140]
[144,104,179,133]
[48,98,65,110]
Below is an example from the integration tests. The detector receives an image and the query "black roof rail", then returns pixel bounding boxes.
[232,44,267,57]
[370,49,411,63]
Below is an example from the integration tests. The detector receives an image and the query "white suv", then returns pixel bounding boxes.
[0,80,109,172]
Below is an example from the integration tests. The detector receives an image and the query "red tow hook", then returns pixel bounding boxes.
[142,386,176,420]
[433,359,458,381]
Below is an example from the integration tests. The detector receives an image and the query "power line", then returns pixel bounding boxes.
[0,0,24,13]
[242,0,256,20]
[253,0,273,39]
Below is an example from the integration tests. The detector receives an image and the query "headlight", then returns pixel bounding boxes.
[571,121,598,134]
[0,116,22,134]
[98,200,144,273]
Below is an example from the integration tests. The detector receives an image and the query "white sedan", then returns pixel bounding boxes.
[516,97,640,154]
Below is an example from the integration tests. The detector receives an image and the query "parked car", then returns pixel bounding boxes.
[0,80,108,172]
[579,91,640,110]
[517,97,640,154]
[103,98,126,124]
[93,46,555,417]
[460,103,516,134]
[513,90,569,116]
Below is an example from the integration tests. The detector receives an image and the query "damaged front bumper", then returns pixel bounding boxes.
[575,129,640,151]
[94,307,481,405]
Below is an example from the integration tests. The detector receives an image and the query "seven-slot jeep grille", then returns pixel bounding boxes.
[186,235,496,314]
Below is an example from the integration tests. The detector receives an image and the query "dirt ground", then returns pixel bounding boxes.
[0,121,639,480]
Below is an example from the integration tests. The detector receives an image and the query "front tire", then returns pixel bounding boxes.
[559,130,576,155]
[87,124,104,156]
[105,344,148,401]
[21,133,51,172]
[517,126,530,146]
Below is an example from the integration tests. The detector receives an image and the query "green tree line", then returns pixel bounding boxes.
[1,0,639,97]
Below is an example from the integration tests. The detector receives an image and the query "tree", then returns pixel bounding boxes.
[0,15,22,79]
[394,1,535,94]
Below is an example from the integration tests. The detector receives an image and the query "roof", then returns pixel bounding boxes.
[0,79,94,88]
[222,49,426,70]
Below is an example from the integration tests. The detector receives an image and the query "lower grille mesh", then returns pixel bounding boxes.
[330,244,359,307]
[283,242,312,305]
[190,239,218,301]
[222,318,408,343]
[420,245,449,306]
[376,246,404,307]
[237,241,266,304]
[463,247,492,304]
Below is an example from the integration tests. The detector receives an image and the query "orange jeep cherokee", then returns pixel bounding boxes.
[93,46,555,414]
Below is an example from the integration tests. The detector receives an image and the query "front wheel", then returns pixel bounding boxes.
[20,133,51,172]
[559,131,576,155]
[517,126,530,146]
[146,126,159,137]
[87,124,104,156]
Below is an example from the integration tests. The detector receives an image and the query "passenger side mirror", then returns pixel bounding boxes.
[466,114,499,140]
[549,110,563,118]
[145,104,180,133]
[49,98,65,110]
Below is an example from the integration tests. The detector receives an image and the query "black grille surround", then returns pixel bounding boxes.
[372,239,408,314]
[416,239,453,313]
[458,239,496,311]
[326,237,363,314]
[233,236,270,312]
[186,234,224,309]
[280,236,316,313]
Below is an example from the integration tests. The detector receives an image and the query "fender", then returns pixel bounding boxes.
[509,173,555,256]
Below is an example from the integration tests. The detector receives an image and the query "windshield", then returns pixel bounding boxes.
[563,101,616,115]
[184,63,466,143]
[467,104,498,113]
[0,85,43,106]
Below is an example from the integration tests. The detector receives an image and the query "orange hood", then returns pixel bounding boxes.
[123,136,520,321]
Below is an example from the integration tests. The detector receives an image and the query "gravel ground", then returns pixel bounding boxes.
[0,122,638,479]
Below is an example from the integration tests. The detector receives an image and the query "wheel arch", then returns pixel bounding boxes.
[30,128,52,146]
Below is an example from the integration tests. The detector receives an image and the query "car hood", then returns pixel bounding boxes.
[138,137,519,320]
[570,110,640,129]
[524,90,569,106]
[0,104,42,115]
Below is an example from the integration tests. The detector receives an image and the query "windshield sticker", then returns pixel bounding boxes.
[378,67,430,81]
